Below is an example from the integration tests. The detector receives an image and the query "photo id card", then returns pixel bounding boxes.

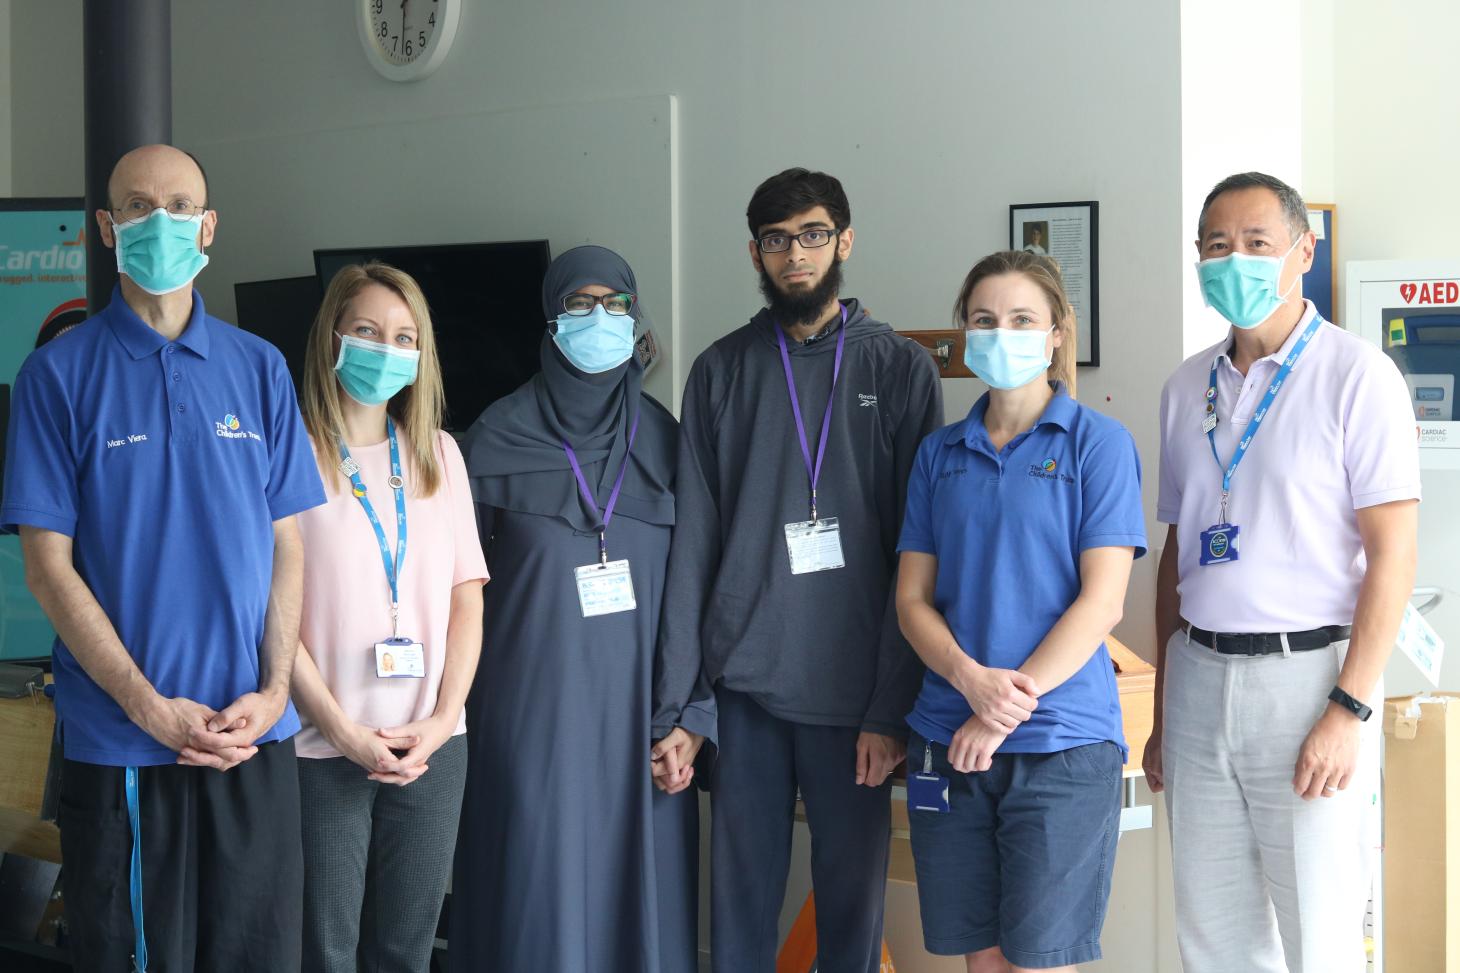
[375,638,425,678]
[575,559,637,617]
[783,517,845,575]
[1199,523,1240,566]
[908,772,951,813]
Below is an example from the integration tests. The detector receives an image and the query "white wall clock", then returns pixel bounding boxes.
[357,0,462,82]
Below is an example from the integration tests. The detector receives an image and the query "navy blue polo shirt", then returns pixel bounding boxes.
[1,287,325,766]
[897,385,1147,756]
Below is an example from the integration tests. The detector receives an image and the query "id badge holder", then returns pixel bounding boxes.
[575,559,637,617]
[375,637,426,678]
[1198,523,1240,566]
[783,517,845,575]
[907,742,950,813]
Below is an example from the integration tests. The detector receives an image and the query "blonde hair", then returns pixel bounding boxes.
[952,250,1078,396]
[301,261,446,496]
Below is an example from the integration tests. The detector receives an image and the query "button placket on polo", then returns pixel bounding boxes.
[162,344,198,443]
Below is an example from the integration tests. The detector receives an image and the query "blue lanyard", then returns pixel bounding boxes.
[125,767,148,972]
[338,417,407,636]
[1205,314,1323,521]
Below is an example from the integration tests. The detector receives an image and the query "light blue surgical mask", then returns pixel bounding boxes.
[964,328,1053,390]
[1196,235,1302,329]
[551,305,635,373]
[111,209,210,296]
[334,333,420,405]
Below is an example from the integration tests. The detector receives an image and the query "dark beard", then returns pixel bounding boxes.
[758,255,844,329]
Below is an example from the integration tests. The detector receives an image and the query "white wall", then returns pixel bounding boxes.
[1179,0,1306,359]
[1312,0,1460,692]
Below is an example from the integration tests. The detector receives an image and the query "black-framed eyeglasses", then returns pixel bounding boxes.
[562,292,636,316]
[755,228,839,254]
[110,197,208,226]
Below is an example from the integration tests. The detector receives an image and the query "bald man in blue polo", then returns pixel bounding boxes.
[1,144,325,971]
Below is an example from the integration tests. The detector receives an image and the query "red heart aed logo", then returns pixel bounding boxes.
[1401,283,1417,303]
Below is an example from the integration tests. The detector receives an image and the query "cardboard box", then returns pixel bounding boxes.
[1384,694,1460,973]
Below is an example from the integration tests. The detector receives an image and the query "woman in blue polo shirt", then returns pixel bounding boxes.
[895,250,1146,972]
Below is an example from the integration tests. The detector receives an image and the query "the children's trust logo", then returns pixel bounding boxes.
[216,412,260,441]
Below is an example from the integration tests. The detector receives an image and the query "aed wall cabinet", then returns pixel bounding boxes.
[1347,259,1460,469]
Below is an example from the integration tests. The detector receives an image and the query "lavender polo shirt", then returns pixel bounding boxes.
[1157,301,1421,633]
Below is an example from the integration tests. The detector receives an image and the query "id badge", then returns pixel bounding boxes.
[908,771,951,813]
[783,517,845,575]
[1199,523,1240,566]
[575,559,637,617]
[375,637,425,678]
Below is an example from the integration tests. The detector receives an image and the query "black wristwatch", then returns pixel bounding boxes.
[1328,686,1373,722]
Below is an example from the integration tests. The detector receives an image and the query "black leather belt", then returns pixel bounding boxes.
[1188,625,1351,656]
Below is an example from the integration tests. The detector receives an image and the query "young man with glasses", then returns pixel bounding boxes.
[2,144,324,971]
[657,167,943,972]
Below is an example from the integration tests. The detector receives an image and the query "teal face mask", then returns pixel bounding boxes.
[551,305,635,373]
[1196,236,1301,329]
[964,328,1052,389]
[334,333,420,405]
[111,209,210,296]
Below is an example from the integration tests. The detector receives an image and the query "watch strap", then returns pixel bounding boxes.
[1328,685,1373,722]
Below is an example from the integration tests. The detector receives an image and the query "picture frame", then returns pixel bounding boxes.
[1009,200,1100,366]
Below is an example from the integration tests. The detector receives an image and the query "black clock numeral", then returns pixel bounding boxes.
[418,30,426,46]
[404,38,413,57]
[371,0,382,12]
[391,34,398,52]
[378,21,388,38]
[429,11,436,26]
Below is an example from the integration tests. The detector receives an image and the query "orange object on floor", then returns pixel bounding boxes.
[776,892,897,973]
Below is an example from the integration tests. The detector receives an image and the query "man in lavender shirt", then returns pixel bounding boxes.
[1143,172,1420,973]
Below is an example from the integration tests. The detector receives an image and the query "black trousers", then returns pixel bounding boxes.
[710,689,892,973]
[58,739,304,973]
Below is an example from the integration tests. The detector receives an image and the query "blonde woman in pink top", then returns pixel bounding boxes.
[289,262,488,973]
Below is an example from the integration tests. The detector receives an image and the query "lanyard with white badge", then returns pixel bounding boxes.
[778,304,848,575]
[1198,313,1323,566]
[564,410,641,617]
[338,417,425,677]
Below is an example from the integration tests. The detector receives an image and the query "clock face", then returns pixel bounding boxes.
[359,0,460,81]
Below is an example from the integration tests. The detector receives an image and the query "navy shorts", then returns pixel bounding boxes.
[907,734,1122,968]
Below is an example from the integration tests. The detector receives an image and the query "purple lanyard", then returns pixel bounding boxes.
[562,410,641,564]
[775,304,847,523]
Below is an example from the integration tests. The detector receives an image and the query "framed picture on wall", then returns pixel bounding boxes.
[1304,203,1336,324]
[1010,200,1100,366]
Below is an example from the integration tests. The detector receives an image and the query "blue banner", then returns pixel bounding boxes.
[0,199,87,660]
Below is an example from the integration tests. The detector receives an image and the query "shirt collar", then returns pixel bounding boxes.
[1217,299,1319,370]
[961,381,1075,451]
[104,284,211,360]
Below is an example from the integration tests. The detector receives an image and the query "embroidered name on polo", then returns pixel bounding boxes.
[106,433,150,448]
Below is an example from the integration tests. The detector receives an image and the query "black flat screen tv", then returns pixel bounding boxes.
[315,240,551,431]
[233,275,322,393]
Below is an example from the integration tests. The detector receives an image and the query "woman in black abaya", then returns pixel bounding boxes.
[451,246,713,972]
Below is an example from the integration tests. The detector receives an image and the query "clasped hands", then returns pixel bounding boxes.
[948,660,1041,773]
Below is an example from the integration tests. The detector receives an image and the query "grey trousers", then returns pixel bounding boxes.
[298,733,468,973]
[710,688,892,973]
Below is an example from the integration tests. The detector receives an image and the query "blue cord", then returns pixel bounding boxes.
[125,767,147,972]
